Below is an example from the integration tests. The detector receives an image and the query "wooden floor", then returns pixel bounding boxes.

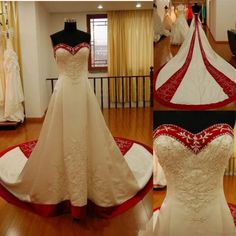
[153,26,236,209]
[0,108,152,236]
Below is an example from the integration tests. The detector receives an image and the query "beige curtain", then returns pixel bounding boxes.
[108,10,153,102]
[0,1,21,68]
[0,1,21,106]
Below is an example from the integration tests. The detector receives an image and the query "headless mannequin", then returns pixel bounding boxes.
[192,3,202,14]
[50,21,90,47]
[154,111,236,133]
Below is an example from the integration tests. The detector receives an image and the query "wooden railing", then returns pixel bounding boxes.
[47,67,154,109]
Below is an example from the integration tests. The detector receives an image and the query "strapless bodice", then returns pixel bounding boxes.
[153,124,234,222]
[54,43,90,81]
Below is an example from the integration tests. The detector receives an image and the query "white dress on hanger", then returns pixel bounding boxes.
[3,30,24,122]
[155,14,236,109]
[0,41,152,218]
[154,8,170,43]
[0,30,6,122]
[153,124,236,236]
[171,4,189,45]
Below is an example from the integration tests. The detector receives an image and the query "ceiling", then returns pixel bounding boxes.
[40,1,153,13]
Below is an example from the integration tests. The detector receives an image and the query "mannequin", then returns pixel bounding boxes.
[154,111,236,133]
[50,19,90,47]
[192,2,202,14]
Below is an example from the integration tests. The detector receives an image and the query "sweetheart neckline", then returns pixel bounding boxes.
[153,123,233,136]
[53,42,90,56]
[153,123,233,154]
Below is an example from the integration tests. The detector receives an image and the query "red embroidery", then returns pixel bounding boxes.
[114,137,133,155]
[19,140,37,158]
[228,203,236,226]
[154,16,236,109]
[54,42,90,56]
[153,124,233,154]
[155,26,197,102]
[196,21,236,98]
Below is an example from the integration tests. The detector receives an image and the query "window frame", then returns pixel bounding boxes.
[87,14,108,73]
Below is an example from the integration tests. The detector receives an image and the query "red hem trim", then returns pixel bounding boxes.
[153,18,236,110]
[0,138,152,219]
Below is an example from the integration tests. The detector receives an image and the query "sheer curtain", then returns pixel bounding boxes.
[0,1,22,121]
[108,10,153,102]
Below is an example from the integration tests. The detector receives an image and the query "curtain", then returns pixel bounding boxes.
[0,1,20,55]
[108,10,153,102]
[0,1,22,119]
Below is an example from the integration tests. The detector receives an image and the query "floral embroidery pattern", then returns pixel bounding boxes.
[54,42,90,56]
[154,123,233,154]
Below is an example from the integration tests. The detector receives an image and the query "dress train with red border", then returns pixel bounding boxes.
[155,15,236,109]
[0,43,152,219]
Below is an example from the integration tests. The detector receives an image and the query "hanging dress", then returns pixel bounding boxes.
[170,4,189,45]
[3,30,24,122]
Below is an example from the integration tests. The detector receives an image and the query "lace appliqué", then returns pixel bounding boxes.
[154,124,234,223]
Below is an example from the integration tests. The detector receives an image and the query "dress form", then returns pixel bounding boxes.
[154,111,236,133]
[50,20,90,47]
[192,3,202,14]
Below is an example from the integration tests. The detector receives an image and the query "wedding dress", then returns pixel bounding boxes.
[0,42,152,218]
[3,30,24,122]
[155,14,236,109]
[171,4,189,45]
[154,8,170,42]
[0,30,5,121]
[153,123,236,236]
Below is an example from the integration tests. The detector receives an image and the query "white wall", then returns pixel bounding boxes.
[18,2,42,117]
[215,0,236,41]
[208,0,236,41]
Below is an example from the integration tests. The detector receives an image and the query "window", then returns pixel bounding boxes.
[87,14,108,72]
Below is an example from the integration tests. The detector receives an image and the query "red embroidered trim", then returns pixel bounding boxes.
[153,124,233,154]
[0,138,152,219]
[154,16,236,110]
[155,26,197,102]
[228,203,236,226]
[54,42,90,56]
[197,20,236,98]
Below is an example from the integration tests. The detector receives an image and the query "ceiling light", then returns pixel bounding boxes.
[97,4,103,9]
[136,3,141,8]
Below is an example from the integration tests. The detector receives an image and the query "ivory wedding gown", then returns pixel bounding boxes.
[3,31,24,122]
[171,4,189,45]
[0,42,152,218]
[153,123,236,236]
[155,14,236,109]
